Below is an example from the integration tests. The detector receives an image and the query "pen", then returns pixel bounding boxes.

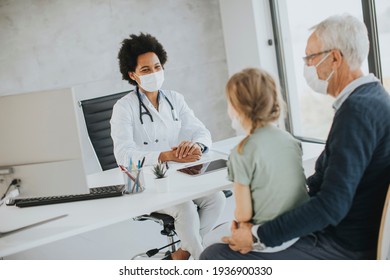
[134,170,141,192]
[165,162,169,170]
[137,160,141,169]
[140,156,146,168]
[119,165,136,182]
[129,158,133,171]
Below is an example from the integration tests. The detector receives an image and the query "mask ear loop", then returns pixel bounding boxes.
[325,69,334,82]
[315,51,334,82]
[315,51,332,68]
[130,72,141,87]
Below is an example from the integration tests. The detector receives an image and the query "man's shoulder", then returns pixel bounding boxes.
[349,82,389,104]
[340,82,390,116]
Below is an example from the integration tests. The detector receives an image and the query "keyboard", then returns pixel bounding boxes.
[9,185,126,208]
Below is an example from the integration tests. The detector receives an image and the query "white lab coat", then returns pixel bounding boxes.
[111,88,224,259]
[110,89,212,167]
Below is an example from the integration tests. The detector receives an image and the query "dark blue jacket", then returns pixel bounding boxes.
[258,82,390,257]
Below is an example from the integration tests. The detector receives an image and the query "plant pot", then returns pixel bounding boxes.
[154,177,169,192]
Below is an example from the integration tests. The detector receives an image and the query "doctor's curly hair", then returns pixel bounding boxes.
[118,33,168,86]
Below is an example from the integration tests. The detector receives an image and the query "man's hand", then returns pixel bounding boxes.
[173,141,202,159]
[222,221,254,254]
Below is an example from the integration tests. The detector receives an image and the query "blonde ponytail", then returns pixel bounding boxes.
[226,68,282,154]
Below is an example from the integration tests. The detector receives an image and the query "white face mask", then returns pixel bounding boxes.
[231,116,246,135]
[136,70,165,92]
[227,103,246,135]
[303,52,334,95]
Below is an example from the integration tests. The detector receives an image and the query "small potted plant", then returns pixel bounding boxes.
[152,161,169,192]
[152,161,167,179]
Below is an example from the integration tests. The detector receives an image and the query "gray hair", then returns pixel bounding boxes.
[310,14,369,70]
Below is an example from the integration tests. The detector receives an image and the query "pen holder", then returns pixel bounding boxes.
[123,169,145,194]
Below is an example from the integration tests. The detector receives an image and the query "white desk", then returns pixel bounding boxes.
[0,137,321,258]
[0,151,231,257]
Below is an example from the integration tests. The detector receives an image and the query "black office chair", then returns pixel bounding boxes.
[79,91,129,171]
[79,91,232,259]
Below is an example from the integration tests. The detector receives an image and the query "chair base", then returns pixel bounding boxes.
[131,237,179,260]
[132,250,172,260]
[131,213,179,260]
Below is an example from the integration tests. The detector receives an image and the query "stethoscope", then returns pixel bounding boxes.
[135,87,178,124]
[134,87,179,145]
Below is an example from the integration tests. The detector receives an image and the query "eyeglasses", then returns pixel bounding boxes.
[302,50,332,65]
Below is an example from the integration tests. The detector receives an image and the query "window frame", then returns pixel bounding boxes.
[269,0,383,143]
[362,0,383,83]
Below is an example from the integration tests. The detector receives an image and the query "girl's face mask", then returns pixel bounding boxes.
[227,102,246,136]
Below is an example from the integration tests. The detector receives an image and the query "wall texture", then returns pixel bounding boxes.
[0,0,234,172]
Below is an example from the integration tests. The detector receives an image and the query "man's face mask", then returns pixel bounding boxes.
[303,51,334,95]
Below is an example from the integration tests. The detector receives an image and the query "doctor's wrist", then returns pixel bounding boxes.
[158,151,173,162]
[196,142,206,153]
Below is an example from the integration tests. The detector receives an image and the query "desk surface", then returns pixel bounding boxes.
[0,137,321,257]
[0,151,231,257]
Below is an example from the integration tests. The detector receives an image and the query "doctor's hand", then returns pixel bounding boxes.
[159,150,201,163]
[173,141,202,159]
[221,221,254,254]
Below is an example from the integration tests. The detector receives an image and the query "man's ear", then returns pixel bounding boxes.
[332,49,343,68]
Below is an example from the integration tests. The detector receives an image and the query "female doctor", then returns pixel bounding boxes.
[110,33,225,260]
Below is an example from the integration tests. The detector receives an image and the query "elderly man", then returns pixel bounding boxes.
[200,14,390,260]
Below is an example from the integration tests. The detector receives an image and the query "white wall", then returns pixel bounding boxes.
[218,0,288,129]
[219,0,278,79]
[0,0,236,173]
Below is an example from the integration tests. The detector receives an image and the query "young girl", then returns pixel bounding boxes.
[203,68,309,253]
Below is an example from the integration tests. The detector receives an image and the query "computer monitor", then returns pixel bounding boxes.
[0,88,89,198]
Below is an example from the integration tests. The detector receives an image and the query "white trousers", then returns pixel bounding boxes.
[157,191,226,259]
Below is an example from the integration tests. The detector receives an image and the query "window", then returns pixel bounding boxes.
[270,0,367,140]
[376,0,390,92]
